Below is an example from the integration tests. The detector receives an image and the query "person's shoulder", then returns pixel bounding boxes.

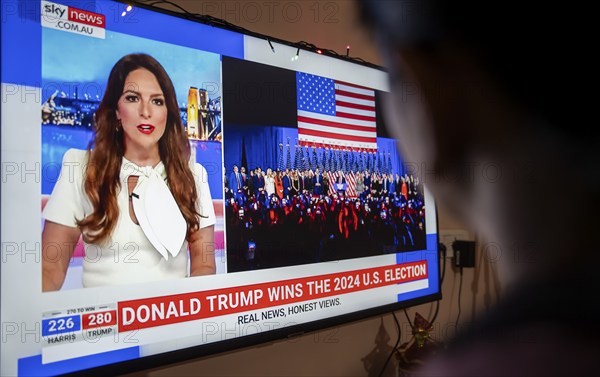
[190,161,209,180]
[61,149,89,177]
[62,148,89,163]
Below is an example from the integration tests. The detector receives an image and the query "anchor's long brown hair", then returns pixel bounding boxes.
[77,54,199,243]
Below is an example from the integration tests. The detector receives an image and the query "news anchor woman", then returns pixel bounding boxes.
[42,54,216,291]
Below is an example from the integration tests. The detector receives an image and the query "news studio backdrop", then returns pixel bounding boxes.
[0,0,440,375]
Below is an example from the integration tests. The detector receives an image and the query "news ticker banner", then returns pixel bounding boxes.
[41,261,428,349]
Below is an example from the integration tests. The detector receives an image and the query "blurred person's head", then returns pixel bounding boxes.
[360,0,598,289]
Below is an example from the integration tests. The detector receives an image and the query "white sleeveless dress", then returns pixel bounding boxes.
[42,149,216,288]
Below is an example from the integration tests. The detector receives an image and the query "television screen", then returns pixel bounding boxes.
[0,1,440,375]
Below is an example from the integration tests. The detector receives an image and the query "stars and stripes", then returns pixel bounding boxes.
[296,72,377,152]
[302,146,310,171]
[319,149,325,171]
[294,144,302,170]
[278,143,284,171]
[311,146,318,171]
[285,139,292,170]
[360,151,366,172]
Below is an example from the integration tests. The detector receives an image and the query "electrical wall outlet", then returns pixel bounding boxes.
[439,229,470,258]
[452,240,476,268]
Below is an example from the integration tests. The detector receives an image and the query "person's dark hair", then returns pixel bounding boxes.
[359,0,591,138]
[78,53,200,243]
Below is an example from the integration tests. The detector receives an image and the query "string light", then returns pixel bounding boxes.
[135,2,378,69]
[291,47,300,62]
[122,4,133,16]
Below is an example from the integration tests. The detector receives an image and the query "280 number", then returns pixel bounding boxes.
[82,310,117,329]
[88,312,113,326]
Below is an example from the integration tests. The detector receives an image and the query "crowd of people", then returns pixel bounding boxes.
[224,165,427,272]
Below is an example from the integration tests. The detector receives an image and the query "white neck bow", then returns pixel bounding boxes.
[121,158,187,260]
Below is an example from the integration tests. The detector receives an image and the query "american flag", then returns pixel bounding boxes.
[278,143,284,171]
[303,146,308,170]
[294,144,301,170]
[296,72,377,152]
[285,140,291,170]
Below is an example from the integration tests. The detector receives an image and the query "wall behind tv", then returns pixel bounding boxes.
[123,1,501,376]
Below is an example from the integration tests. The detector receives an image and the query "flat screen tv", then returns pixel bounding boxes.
[0,1,440,375]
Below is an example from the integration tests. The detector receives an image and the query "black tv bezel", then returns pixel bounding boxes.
[65,268,442,376]
[63,223,442,376]
[3,1,442,375]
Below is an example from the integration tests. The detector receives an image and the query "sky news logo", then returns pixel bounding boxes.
[41,0,106,39]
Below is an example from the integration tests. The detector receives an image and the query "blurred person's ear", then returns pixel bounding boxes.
[380,40,522,225]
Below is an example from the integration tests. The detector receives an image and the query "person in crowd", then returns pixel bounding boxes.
[363,170,371,193]
[313,168,324,196]
[304,170,314,195]
[246,169,255,198]
[265,168,275,197]
[224,168,231,200]
[289,170,301,196]
[355,172,365,199]
[381,173,390,197]
[228,165,243,193]
[387,173,395,197]
[400,175,408,201]
[297,170,305,193]
[338,202,358,240]
[371,173,382,197]
[282,169,291,198]
[275,170,284,199]
[240,166,248,193]
[414,176,422,198]
[335,170,346,196]
[253,167,265,195]
[322,172,330,196]
[394,173,402,198]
